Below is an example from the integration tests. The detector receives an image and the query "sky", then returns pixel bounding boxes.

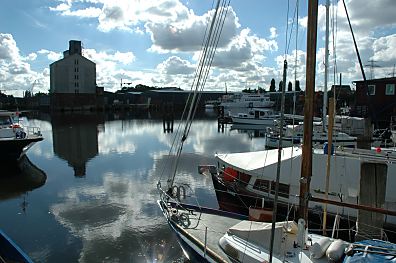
[0,0,395,96]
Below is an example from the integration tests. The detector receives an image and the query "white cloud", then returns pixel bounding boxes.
[146,6,239,53]
[38,49,63,61]
[269,27,278,39]
[49,3,70,12]
[372,34,396,64]
[83,49,135,66]
[25,53,38,61]
[0,33,20,61]
[0,34,52,95]
[157,56,195,75]
[63,7,102,18]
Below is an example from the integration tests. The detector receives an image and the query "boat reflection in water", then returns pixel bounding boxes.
[230,123,268,139]
[0,155,47,204]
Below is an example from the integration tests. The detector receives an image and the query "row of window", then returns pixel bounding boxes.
[253,179,290,198]
[368,84,395,96]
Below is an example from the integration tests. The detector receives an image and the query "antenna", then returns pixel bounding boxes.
[364,60,381,79]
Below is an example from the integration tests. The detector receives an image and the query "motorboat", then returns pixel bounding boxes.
[265,123,358,148]
[231,108,280,126]
[0,111,43,161]
[219,92,275,108]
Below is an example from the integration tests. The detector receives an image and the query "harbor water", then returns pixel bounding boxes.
[0,110,268,262]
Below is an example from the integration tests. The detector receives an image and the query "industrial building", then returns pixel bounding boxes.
[50,40,103,111]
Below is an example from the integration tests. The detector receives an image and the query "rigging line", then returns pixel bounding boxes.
[167,0,223,189]
[286,0,299,55]
[187,0,226,128]
[180,0,221,136]
[183,0,222,129]
[290,0,299,177]
[159,2,215,184]
[284,0,290,56]
[342,0,377,124]
[186,0,230,136]
[192,1,229,121]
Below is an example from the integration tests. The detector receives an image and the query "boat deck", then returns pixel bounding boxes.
[163,202,340,263]
[182,210,241,261]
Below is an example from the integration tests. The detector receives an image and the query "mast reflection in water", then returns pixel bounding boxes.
[0,111,267,262]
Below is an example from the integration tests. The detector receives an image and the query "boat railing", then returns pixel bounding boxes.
[24,126,42,137]
[336,147,396,162]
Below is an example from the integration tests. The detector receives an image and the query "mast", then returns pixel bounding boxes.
[269,60,287,263]
[299,0,318,221]
[322,0,330,131]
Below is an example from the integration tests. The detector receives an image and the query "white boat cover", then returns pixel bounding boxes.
[227,220,297,255]
[215,147,302,174]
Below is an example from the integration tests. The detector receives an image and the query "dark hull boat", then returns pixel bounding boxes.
[0,136,43,161]
[0,111,43,161]
[0,229,33,263]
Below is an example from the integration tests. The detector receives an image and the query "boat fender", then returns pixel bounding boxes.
[326,239,349,262]
[309,237,332,259]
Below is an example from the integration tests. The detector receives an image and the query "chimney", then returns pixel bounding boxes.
[69,40,82,56]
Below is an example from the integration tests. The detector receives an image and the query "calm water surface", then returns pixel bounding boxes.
[0,110,267,262]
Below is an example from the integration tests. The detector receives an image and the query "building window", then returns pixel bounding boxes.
[386,84,395,95]
[368,85,376,95]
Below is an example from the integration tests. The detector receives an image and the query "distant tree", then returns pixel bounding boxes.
[288,81,293,91]
[24,90,32,98]
[270,78,276,92]
[295,80,301,91]
[278,80,283,91]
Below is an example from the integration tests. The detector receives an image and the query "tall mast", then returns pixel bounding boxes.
[322,0,330,131]
[299,0,318,221]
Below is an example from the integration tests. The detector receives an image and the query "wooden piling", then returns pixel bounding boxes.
[355,162,387,241]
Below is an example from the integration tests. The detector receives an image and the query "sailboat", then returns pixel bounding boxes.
[157,1,396,262]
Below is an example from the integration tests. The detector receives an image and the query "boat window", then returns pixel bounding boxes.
[253,179,270,192]
[0,116,12,125]
[270,181,290,198]
[238,172,251,187]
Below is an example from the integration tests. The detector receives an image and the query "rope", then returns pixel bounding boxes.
[159,0,229,192]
